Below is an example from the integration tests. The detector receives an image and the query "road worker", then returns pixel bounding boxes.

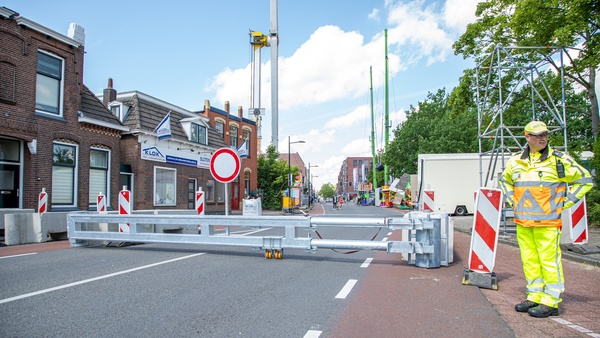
[499,121,593,318]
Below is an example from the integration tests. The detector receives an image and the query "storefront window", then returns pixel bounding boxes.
[154,166,176,206]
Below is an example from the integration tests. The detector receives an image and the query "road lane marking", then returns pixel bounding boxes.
[304,330,322,338]
[387,232,392,236]
[361,257,373,268]
[551,318,600,337]
[335,279,358,299]
[382,237,388,241]
[0,253,37,259]
[0,253,205,305]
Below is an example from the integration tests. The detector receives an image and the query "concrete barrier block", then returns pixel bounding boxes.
[5,213,35,245]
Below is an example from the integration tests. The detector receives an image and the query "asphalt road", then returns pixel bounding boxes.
[2,202,599,337]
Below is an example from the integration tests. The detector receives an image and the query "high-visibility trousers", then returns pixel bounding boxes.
[516,225,564,308]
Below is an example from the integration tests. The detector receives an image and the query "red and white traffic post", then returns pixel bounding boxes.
[462,188,503,290]
[97,192,106,213]
[562,197,588,244]
[38,188,48,214]
[423,190,435,212]
[118,186,131,233]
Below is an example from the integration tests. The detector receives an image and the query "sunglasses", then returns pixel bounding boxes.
[530,133,548,139]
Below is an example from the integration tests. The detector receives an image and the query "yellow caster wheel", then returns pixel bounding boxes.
[275,250,282,259]
[265,250,273,259]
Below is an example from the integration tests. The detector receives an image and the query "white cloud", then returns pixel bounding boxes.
[204,0,480,190]
[443,0,480,32]
[368,8,380,21]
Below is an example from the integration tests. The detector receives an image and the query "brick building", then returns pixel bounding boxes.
[0,7,127,211]
[337,156,372,199]
[0,7,258,215]
[196,100,258,210]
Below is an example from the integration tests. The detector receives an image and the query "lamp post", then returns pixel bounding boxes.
[308,163,319,206]
[288,136,305,209]
[311,174,319,203]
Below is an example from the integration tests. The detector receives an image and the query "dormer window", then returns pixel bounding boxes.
[190,123,207,145]
[109,102,128,122]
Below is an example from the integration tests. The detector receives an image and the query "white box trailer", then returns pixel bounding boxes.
[416,153,500,215]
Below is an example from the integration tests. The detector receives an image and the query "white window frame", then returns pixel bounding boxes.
[89,148,111,207]
[154,166,176,206]
[206,179,215,202]
[51,142,78,207]
[191,123,208,145]
[36,50,64,117]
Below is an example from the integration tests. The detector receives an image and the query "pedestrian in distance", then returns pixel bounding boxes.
[499,121,593,318]
[332,195,338,210]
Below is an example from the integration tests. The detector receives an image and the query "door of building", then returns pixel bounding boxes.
[0,164,19,208]
[231,182,239,210]
[187,179,196,209]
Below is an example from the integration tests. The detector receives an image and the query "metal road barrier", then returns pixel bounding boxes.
[67,212,451,268]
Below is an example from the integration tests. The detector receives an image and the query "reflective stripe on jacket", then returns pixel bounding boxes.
[499,146,593,228]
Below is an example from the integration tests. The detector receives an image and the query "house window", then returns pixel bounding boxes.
[52,143,77,206]
[190,123,207,145]
[242,129,251,156]
[154,166,176,206]
[206,179,215,202]
[89,149,109,206]
[244,170,251,197]
[229,126,238,148]
[110,104,121,120]
[36,51,63,116]
[215,121,224,139]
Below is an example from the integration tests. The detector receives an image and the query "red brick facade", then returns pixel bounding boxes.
[0,8,125,211]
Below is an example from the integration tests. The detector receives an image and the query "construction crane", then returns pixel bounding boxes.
[249,30,269,156]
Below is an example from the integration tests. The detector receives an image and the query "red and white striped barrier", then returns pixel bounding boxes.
[38,188,48,214]
[423,190,435,212]
[195,188,205,216]
[565,197,588,244]
[97,192,106,213]
[118,186,131,233]
[467,188,502,273]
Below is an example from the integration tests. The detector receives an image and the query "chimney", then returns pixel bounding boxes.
[224,101,230,113]
[204,99,210,114]
[238,106,243,119]
[67,23,85,46]
[102,78,117,107]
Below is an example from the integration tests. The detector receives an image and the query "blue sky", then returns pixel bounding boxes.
[5,0,480,189]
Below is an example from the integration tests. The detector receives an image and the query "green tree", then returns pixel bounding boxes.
[257,144,288,210]
[319,183,336,199]
[453,0,599,139]
[384,88,478,176]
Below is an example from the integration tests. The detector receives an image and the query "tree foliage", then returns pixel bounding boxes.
[319,183,336,199]
[383,88,479,176]
[453,0,600,138]
[256,144,288,210]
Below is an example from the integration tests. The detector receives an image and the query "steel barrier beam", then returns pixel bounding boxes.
[67,212,449,267]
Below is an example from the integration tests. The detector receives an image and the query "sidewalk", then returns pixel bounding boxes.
[451,216,600,268]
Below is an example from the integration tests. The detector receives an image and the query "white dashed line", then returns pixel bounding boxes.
[335,279,358,299]
[0,253,37,259]
[361,257,373,268]
[304,330,322,338]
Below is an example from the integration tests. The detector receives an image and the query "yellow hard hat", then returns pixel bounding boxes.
[524,121,549,135]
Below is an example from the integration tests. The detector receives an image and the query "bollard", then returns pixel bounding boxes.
[38,188,48,214]
[97,192,106,213]
[118,186,131,233]
[423,190,435,212]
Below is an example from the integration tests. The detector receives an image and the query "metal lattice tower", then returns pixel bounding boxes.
[476,44,569,187]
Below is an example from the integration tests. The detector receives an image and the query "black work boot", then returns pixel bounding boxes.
[528,304,559,318]
[515,300,538,312]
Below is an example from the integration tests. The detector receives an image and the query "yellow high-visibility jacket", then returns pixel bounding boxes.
[499,146,593,228]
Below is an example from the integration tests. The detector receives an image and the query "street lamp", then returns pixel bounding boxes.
[288,136,305,209]
[308,163,319,206]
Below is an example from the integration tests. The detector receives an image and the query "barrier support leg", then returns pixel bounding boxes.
[462,269,498,290]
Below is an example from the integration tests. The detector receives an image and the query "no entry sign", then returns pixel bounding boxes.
[210,148,241,183]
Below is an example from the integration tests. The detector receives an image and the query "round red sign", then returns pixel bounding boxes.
[209,148,241,183]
